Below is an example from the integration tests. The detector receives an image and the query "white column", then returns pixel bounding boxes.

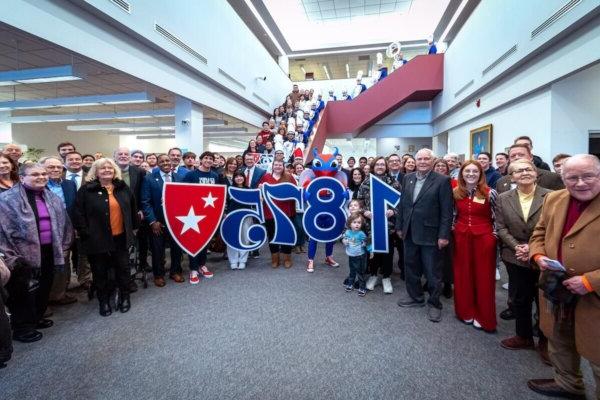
[278,56,289,76]
[175,96,203,153]
[0,112,12,143]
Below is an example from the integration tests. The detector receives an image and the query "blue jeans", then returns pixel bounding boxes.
[293,213,306,247]
[346,254,367,290]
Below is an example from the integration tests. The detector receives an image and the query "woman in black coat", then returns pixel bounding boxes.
[74,158,138,316]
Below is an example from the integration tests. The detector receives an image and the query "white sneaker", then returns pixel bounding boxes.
[366,276,380,291]
[238,263,246,270]
[230,263,238,270]
[502,282,509,290]
[189,271,200,285]
[382,278,393,294]
[495,268,501,281]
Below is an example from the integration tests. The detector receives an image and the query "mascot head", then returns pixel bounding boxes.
[311,147,339,177]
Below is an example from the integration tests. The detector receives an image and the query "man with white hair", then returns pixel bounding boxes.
[2,143,23,165]
[443,153,460,179]
[396,148,454,322]
[527,154,600,399]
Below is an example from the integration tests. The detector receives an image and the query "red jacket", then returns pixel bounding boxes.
[258,173,296,220]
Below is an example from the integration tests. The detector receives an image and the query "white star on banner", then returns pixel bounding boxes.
[202,192,218,208]
[176,206,206,235]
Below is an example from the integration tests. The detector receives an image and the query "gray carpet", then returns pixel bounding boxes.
[0,244,595,400]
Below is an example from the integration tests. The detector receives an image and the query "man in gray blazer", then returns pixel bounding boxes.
[496,144,564,193]
[396,149,454,322]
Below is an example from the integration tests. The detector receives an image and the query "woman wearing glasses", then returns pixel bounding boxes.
[0,163,72,343]
[452,160,498,333]
[496,159,551,354]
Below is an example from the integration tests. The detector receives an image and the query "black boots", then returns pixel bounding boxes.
[118,294,130,313]
[99,301,112,317]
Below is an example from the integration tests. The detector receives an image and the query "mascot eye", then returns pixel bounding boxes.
[313,159,322,168]
[331,160,338,168]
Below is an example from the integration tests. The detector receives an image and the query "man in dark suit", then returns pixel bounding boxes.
[396,149,453,322]
[335,153,352,183]
[167,147,189,180]
[42,156,78,306]
[241,153,266,258]
[496,144,564,194]
[141,154,185,286]
[114,147,147,291]
[387,154,405,278]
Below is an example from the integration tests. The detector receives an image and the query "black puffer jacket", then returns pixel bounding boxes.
[74,179,138,255]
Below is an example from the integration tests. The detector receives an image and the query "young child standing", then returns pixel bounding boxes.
[342,212,368,297]
[225,171,250,269]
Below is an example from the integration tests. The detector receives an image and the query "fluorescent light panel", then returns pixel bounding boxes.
[0,65,86,86]
[137,134,175,139]
[0,91,154,111]
[204,127,247,133]
[6,109,175,123]
[322,65,331,80]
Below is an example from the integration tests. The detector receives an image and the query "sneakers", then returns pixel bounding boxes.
[189,271,200,285]
[324,256,339,267]
[382,278,393,294]
[473,320,482,330]
[502,282,509,290]
[365,275,380,291]
[306,260,314,273]
[345,284,353,292]
[427,304,442,322]
[495,267,501,281]
[230,263,238,270]
[397,293,426,308]
[200,266,214,278]
[238,263,246,270]
[358,288,367,297]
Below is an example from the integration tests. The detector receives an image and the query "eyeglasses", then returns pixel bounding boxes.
[511,167,534,175]
[564,174,600,184]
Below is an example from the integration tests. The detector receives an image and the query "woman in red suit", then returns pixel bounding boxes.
[453,160,497,332]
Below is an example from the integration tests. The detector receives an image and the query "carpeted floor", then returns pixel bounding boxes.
[0,244,595,400]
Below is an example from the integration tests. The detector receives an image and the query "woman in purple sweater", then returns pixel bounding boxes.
[0,163,72,344]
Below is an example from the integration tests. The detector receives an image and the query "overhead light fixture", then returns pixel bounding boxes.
[439,0,468,44]
[5,109,175,124]
[346,64,350,79]
[136,134,176,139]
[0,65,86,86]
[0,91,154,111]
[291,46,387,58]
[300,66,307,75]
[204,119,226,126]
[323,65,331,80]
[204,127,248,133]
[67,123,174,131]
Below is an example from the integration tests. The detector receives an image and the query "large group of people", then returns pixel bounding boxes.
[0,88,598,398]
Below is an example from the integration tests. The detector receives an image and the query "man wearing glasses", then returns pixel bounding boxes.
[527,154,600,399]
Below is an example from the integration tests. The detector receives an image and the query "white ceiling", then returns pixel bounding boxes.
[300,0,413,22]
[262,0,450,51]
[0,23,258,144]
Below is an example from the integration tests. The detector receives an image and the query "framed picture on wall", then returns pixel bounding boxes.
[470,124,493,159]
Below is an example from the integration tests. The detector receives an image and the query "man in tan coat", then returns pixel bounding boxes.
[528,154,600,399]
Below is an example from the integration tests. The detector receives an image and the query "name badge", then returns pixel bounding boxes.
[473,196,486,204]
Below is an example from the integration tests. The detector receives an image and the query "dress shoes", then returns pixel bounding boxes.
[427,304,442,322]
[49,294,77,306]
[119,295,131,313]
[154,276,166,287]
[501,336,534,350]
[499,308,515,320]
[36,319,54,329]
[169,273,185,283]
[99,302,112,317]
[13,330,43,343]
[397,293,426,308]
[527,379,586,399]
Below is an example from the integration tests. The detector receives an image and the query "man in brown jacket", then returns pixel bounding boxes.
[527,154,600,399]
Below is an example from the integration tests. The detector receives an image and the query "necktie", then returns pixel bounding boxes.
[69,173,77,182]
[244,169,250,188]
